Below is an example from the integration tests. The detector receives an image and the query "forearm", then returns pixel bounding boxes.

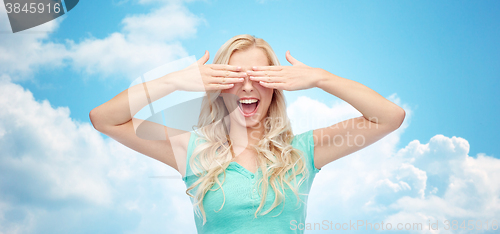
[315,69,405,127]
[90,74,176,129]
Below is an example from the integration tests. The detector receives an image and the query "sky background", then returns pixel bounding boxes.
[0,0,499,233]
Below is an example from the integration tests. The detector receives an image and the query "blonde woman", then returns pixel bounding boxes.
[90,34,405,233]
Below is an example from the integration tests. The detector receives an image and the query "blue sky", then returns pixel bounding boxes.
[1,0,499,233]
[17,0,500,157]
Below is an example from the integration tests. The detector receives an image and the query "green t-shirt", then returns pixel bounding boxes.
[182,129,321,233]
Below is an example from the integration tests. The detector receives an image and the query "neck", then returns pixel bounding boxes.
[227,119,265,155]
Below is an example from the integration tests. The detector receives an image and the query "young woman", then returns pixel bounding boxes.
[90,34,405,233]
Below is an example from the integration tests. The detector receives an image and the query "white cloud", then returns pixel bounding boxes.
[122,3,205,43]
[67,3,205,79]
[0,74,113,205]
[0,4,67,80]
[287,94,500,233]
[67,32,189,79]
[0,75,192,233]
[0,1,205,81]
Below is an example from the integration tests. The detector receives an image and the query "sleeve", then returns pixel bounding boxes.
[182,131,199,183]
[293,130,321,174]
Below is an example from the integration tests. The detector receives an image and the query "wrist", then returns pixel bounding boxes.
[149,73,176,97]
[160,72,178,91]
[314,68,336,89]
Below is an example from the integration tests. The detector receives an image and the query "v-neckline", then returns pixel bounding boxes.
[230,161,259,176]
[229,147,259,175]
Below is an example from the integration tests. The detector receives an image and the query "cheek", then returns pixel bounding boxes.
[264,89,274,102]
[255,83,274,97]
[260,91,274,110]
[221,86,237,94]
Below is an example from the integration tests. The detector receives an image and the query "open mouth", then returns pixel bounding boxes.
[237,98,260,117]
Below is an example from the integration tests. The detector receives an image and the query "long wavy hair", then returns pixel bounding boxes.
[185,34,309,224]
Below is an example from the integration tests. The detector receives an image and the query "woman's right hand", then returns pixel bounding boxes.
[167,50,247,92]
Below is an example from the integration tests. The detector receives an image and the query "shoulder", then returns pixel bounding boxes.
[185,130,208,159]
[291,130,314,150]
[181,130,208,179]
[292,130,321,173]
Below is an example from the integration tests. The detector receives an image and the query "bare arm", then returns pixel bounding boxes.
[89,72,189,174]
[312,70,405,169]
[89,51,247,177]
[247,51,405,170]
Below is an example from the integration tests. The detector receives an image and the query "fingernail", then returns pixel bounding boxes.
[239,78,244,81]
[252,66,257,70]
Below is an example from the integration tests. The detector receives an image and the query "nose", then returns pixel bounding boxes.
[241,73,254,92]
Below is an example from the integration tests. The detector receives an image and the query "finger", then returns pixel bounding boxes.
[247,70,280,77]
[210,64,242,72]
[286,50,304,66]
[211,70,247,78]
[197,50,210,65]
[251,66,283,71]
[258,81,286,90]
[212,77,245,84]
[249,76,283,83]
[207,83,234,90]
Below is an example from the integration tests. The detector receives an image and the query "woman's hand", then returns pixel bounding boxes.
[247,50,326,91]
[167,50,247,92]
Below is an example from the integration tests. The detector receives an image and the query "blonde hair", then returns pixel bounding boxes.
[185,34,308,224]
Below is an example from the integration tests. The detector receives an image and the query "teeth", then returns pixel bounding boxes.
[238,99,258,104]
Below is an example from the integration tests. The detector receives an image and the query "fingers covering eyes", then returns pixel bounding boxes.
[207,83,234,90]
[251,66,283,71]
[210,64,241,72]
[247,70,280,77]
[211,70,246,78]
[249,76,283,83]
[212,77,244,84]
[258,81,285,89]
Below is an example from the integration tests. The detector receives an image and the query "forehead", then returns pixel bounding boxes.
[228,48,270,70]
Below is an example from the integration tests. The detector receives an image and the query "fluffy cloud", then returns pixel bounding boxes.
[289,95,500,233]
[0,5,67,80]
[0,1,204,81]
[67,2,205,79]
[122,3,204,43]
[0,75,194,233]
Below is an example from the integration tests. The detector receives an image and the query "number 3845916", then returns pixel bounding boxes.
[5,2,61,14]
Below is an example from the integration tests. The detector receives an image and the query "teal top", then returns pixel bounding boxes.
[182,130,321,234]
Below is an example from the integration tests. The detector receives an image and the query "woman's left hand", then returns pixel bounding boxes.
[247,50,326,91]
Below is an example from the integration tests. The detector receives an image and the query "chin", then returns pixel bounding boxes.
[230,111,266,129]
[244,119,262,128]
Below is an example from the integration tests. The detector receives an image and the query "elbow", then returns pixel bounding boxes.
[381,107,405,130]
[89,109,103,132]
[393,107,406,129]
